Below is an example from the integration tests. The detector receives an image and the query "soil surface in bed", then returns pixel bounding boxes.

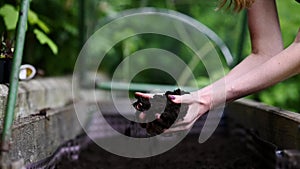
[56,134,267,169]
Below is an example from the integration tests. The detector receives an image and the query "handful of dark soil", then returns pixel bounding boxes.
[132,89,189,135]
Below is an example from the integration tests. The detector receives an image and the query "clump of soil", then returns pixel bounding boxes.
[132,89,189,135]
[56,134,267,169]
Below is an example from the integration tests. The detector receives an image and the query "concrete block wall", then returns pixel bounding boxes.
[0,76,111,165]
[0,77,73,119]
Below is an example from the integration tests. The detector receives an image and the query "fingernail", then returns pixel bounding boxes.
[168,95,175,100]
[155,113,161,119]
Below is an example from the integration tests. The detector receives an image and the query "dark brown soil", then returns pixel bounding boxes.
[56,134,267,169]
[133,89,189,135]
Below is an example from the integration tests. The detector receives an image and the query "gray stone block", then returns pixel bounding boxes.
[0,76,111,166]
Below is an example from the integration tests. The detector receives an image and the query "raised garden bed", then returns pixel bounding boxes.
[26,99,300,169]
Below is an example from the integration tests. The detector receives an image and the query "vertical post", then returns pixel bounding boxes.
[79,0,85,49]
[1,0,29,159]
[235,10,248,65]
[78,0,88,87]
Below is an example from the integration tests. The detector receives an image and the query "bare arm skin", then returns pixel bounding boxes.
[165,0,300,132]
[228,34,300,100]
[200,0,283,96]
[226,0,283,80]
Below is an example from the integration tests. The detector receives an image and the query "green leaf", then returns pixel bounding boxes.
[28,9,50,33]
[0,4,19,30]
[33,29,58,55]
[195,76,210,88]
[62,22,78,36]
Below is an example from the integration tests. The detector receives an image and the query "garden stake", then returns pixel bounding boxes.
[0,0,30,165]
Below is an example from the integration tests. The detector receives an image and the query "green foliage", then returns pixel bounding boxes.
[28,9,50,33]
[1,0,299,111]
[277,0,300,47]
[0,3,58,55]
[23,0,79,75]
[260,83,299,111]
[90,0,300,112]
[249,76,300,112]
[0,4,19,30]
[0,35,14,58]
[93,1,227,86]
[33,29,58,55]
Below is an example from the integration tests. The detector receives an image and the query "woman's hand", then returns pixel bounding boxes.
[134,92,163,120]
[163,92,210,133]
[134,91,211,134]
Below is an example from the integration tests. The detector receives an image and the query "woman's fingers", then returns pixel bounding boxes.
[134,92,154,99]
[135,92,165,98]
[138,112,147,120]
[171,104,201,126]
[168,92,199,104]
[163,116,199,134]
[162,101,208,134]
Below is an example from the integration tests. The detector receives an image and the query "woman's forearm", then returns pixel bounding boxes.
[227,39,300,102]
[201,0,283,94]
[199,53,279,99]
[196,31,300,108]
[164,0,299,133]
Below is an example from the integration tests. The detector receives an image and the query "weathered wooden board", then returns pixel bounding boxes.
[225,99,300,149]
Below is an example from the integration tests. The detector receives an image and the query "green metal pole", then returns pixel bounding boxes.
[96,81,197,92]
[1,0,29,152]
[78,0,89,87]
[78,0,85,49]
[235,10,248,65]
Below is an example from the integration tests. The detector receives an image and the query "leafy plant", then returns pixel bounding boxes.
[0,34,14,59]
[0,0,299,112]
[0,4,18,30]
[0,3,58,54]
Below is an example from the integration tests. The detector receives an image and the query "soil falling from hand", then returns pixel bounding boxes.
[132,89,189,135]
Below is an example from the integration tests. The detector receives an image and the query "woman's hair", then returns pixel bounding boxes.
[218,0,255,12]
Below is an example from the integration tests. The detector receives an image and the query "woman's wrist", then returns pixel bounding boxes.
[191,90,212,110]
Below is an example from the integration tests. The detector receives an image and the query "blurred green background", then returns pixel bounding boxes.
[0,0,299,112]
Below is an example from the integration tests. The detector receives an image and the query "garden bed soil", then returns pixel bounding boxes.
[56,134,267,169]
